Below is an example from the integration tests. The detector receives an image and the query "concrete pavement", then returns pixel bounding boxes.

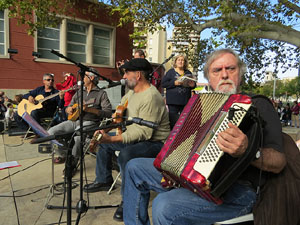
[0,131,123,225]
[0,125,298,225]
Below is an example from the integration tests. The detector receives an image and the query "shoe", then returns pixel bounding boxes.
[113,201,123,222]
[29,135,40,144]
[53,157,66,164]
[83,181,113,193]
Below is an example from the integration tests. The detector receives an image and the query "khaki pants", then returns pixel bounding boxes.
[291,114,299,127]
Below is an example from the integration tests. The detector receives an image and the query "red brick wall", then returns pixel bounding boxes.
[0,2,133,90]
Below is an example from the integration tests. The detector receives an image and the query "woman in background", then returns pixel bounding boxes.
[162,55,196,129]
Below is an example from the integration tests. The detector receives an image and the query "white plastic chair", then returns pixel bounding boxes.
[214,213,253,224]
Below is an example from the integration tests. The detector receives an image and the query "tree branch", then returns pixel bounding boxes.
[278,0,300,14]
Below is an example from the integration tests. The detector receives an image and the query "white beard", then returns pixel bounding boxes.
[215,80,237,94]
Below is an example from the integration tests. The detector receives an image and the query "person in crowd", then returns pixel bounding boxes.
[281,104,292,126]
[123,48,286,225]
[162,54,196,129]
[83,58,170,222]
[55,72,77,121]
[5,94,23,107]
[0,94,7,120]
[291,100,299,128]
[48,68,112,176]
[14,73,64,130]
[4,103,14,129]
[133,50,161,90]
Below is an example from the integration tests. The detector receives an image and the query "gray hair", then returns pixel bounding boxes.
[43,73,54,80]
[86,67,100,84]
[203,49,246,80]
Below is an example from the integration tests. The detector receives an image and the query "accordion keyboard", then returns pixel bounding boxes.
[193,102,252,179]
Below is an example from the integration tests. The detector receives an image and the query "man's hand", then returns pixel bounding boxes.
[95,130,112,143]
[216,123,248,157]
[65,106,74,115]
[59,91,65,99]
[28,96,35,104]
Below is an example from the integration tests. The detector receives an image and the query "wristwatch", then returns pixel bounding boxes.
[254,150,261,160]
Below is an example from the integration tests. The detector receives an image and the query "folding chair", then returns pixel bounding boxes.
[214,213,253,225]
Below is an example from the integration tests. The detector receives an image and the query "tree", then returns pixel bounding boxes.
[1,0,300,81]
[285,76,300,101]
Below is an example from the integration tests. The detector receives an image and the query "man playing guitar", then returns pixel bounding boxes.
[15,73,65,130]
[47,68,112,177]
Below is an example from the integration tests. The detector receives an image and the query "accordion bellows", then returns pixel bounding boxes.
[154,93,261,204]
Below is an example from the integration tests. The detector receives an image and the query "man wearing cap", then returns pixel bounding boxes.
[48,68,112,176]
[83,58,170,221]
[15,73,65,130]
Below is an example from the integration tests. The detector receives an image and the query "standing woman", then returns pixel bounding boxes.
[162,54,196,129]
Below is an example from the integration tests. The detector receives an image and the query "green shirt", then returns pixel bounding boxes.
[121,85,170,143]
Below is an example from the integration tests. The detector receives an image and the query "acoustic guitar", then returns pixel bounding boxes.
[17,85,77,117]
[67,99,95,121]
[87,99,128,152]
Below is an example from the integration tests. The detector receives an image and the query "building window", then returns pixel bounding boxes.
[37,26,60,60]
[149,38,153,46]
[67,22,86,63]
[37,19,114,67]
[93,27,110,65]
[0,10,9,56]
[149,48,153,55]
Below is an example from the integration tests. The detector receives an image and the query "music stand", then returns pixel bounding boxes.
[22,112,63,197]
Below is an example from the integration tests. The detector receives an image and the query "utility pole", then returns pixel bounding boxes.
[273,73,277,100]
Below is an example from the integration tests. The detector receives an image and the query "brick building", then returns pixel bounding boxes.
[0,1,133,102]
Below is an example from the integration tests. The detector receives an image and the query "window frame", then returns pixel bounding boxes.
[34,17,116,68]
[0,9,10,59]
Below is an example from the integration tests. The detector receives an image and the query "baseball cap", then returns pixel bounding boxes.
[120,58,153,72]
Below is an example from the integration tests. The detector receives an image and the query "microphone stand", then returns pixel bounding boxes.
[149,54,175,80]
[49,50,116,225]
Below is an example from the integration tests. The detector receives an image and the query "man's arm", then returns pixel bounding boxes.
[217,123,286,174]
[251,148,286,174]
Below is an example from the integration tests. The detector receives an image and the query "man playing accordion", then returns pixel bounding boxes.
[123,48,286,225]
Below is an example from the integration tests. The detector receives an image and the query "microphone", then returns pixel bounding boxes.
[162,53,175,64]
[31,135,56,144]
[101,79,127,89]
[128,117,159,129]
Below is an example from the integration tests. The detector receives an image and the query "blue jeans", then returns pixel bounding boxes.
[95,141,163,195]
[124,158,257,225]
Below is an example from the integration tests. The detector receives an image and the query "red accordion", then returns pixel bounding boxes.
[154,93,261,204]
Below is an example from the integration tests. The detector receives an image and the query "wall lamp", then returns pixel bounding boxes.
[32,51,41,58]
[8,48,18,54]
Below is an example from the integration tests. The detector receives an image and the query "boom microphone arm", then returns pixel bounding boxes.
[51,49,113,84]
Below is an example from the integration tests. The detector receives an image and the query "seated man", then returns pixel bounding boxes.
[15,73,64,130]
[123,48,286,225]
[83,58,170,222]
[48,68,112,176]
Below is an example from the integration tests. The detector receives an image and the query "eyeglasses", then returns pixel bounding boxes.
[44,79,54,82]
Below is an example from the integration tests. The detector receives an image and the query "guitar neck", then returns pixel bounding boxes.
[38,92,60,104]
[38,86,75,104]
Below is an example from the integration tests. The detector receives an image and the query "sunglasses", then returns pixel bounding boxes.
[44,79,54,82]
